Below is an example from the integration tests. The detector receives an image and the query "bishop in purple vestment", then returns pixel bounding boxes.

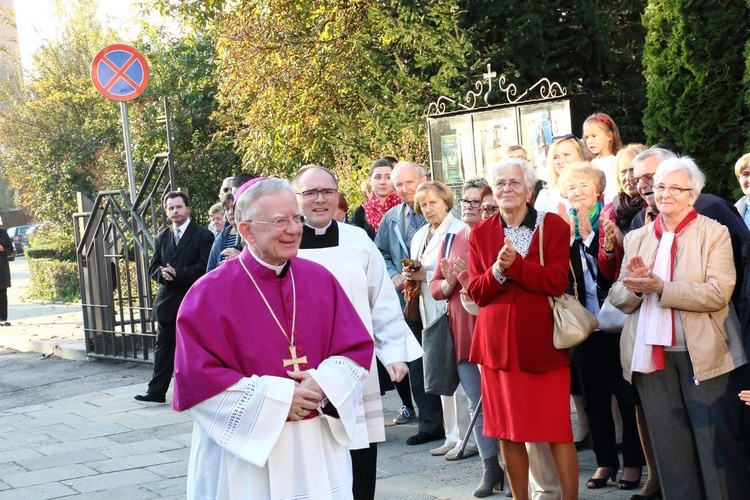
[172,177,374,500]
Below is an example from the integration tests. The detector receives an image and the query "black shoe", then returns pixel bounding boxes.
[406,432,445,445]
[134,393,166,403]
[575,433,591,450]
[631,488,662,500]
[586,467,618,489]
[618,468,643,490]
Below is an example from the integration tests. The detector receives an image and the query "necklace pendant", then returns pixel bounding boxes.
[282,344,308,372]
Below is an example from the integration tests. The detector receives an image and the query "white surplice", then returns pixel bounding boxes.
[298,222,422,448]
[186,356,366,500]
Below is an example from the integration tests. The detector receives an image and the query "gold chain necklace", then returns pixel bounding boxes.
[239,256,307,372]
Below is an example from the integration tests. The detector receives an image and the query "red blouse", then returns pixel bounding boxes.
[467,212,570,373]
[428,227,474,362]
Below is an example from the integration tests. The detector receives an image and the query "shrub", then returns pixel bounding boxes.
[27,257,80,302]
[26,226,80,302]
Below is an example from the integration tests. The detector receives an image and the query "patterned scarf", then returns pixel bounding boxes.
[570,201,604,240]
[612,192,646,232]
[632,209,698,373]
[362,192,401,233]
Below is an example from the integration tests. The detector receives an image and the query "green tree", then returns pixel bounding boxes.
[0,0,121,239]
[131,24,241,218]
[643,0,749,196]
[153,0,649,207]
[0,0,239,242]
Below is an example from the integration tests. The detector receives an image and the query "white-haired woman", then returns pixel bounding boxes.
[609,157,750,499]
[467,158,578,500]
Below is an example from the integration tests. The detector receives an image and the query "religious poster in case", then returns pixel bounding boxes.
[440,134,462,185]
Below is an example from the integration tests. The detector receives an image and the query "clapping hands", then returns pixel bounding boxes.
[622,256,664,295]
[496,237,516,274]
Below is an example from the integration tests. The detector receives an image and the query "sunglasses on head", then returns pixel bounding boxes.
[552,134,577,143]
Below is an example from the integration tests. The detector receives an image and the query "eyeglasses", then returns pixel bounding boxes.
[247,214,307,228]
[480,204,498,214]
[637,173,654,183]
[552,134,577,143]
[297,188,338,200]
[654,185,692,196]
[458,199,482,208]
[494,180,524,190]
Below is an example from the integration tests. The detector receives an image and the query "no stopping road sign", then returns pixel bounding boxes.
[91,44,150,102]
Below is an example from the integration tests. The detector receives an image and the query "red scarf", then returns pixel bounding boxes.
[650,208,698,369]
[362,192,401,233]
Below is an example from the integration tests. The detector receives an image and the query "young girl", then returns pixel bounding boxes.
[583,113,623,205]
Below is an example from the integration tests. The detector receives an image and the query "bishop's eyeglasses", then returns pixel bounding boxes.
[247,214,307,228]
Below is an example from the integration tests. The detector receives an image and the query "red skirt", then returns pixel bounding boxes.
[481,331,573,443]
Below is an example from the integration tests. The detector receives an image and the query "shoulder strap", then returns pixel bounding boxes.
[539,213,545,266]
[540,213,579,301]
[443,232,456,259]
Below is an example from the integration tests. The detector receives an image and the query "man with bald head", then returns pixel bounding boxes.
[375,162,445,446]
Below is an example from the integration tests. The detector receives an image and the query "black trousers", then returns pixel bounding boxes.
[147,320,176,398]
[574,331,645,468]
[351,443,377,500]
[0,287,7,321]
[406,319,444,436]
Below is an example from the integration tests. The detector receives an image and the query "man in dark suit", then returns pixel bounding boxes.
[135,191,214,403]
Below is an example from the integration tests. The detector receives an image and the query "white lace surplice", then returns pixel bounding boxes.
[186,356,366,500]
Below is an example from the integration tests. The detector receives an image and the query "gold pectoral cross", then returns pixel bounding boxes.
[282,345,308,372]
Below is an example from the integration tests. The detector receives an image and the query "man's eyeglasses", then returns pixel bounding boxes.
[494,180,524,190]
[481,204,498,214]
[637,173,655,184]
[247,214,307,228]
[458,199,482,208]
[654,185,692,196]
[297,188,339,200]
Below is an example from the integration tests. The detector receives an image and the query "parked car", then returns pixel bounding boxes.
[7,225,37,254]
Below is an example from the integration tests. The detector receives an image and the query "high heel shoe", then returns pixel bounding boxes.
[473,458,505,497]
[631,488,662,500]
[586,466,618,489]
[618,468,643,490]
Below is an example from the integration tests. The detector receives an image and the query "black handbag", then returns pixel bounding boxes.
[422,233,459,396]
[423,306,459,396]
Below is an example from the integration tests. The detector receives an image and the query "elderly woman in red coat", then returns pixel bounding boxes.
[467,158,578,500]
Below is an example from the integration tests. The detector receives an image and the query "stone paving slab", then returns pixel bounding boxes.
[0,481,78,500]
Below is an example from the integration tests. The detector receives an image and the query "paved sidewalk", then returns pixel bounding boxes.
[0,256,646,499]
[0,256,86,361]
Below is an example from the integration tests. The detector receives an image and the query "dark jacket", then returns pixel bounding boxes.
[149,220,214,323]
[0,229,13,288]
[206,224,238,272]
[351,206,376,240]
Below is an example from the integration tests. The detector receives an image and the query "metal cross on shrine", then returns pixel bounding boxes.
[283,345,308,372]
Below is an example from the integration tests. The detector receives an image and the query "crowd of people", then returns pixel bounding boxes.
[132,112,750,500]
